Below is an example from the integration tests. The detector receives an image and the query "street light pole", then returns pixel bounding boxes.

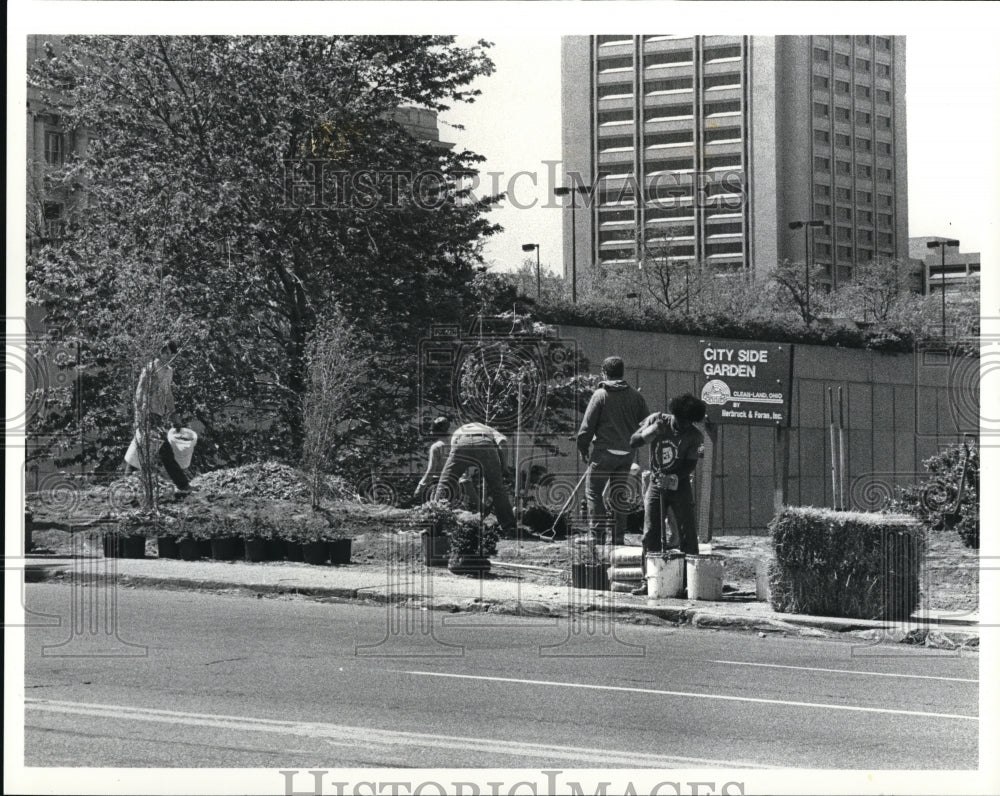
[521,243,541,298]
[789,219,826,324]
[927,238,960,338]
[555,184,592,304]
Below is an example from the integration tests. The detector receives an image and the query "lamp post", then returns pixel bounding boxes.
[554,184,592,303]
[789,219,826,324]
[521,243,541,298]
[927,238,960,338]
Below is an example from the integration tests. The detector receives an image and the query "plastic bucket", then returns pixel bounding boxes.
[647,553,686,599]
[686,554,724,601]
[167,428,198,469]
[755,558,771,602]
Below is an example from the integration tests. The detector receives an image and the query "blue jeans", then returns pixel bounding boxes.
[434,441,516,533]
[584,450,635,544]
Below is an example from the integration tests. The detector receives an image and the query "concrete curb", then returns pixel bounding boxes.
[25,560,980,649]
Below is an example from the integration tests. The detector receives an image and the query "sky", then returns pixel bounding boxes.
[443,26,1000,287]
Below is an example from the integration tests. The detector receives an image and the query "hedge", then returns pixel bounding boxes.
[769,506,925,620]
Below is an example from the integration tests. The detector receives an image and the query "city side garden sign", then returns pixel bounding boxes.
[699,339,794,426]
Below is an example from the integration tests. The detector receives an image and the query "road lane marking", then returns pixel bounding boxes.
[23,699,770,769]
[709,659,978,683]
[398,671,978,721]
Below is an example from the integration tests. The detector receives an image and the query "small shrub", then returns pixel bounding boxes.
[893,440,979,549]
[450,510,500,558]
[769,506,925,620]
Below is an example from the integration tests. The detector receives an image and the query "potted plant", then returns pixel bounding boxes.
[415,502,457,567]
[209,507,244,561]
[447,511,499,576]
[107,510,151,559]
[155,514,182,559]
[291,512,332,565]
[177,515,211,561]
[242,508,276,563]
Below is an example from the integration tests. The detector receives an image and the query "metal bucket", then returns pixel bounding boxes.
[686,554,724,601]
[646,552,685,599]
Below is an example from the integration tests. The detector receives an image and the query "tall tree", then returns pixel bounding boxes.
[28,35,500,474]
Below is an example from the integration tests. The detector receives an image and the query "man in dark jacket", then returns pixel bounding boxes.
[577,356,650,545]
[629,393,707,595]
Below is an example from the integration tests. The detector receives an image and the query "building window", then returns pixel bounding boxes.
[835,160,851,175]
[814,129,830,144]
[814,156,830,172]
[43,202,65,239]
[836,186,852,201]
[814,75,830,90]
[704,153,742,169]
[876,167,892,181]
[878,231,894,245]
[835,106,851,122]
[600,208,635,223]
[599,109,633,125]
[857,111,871,126]
[857,137,872,152]
[878,212,893,226]
[703,127,741,143]
[858,210,873,224]
[813,102,830,118]
[856,58,871,72]
[857,36,872,47]
[876,62,892,78]
[857,164,873,178]
[645,76,693,93]
[834,52,851,68]
[599,56,634,71]
[876,114,891,129]
[860,248,874,262]
[704,73,741,90]
[705,100,741,116]
[598,83,634,100]
[837,245,853,259]
[704,44,742,61]
[835,132,852,148]
[814,203,831,219]
[837,226,853,241]
[857,190,872,204]
[876,88,891,103]
[814,47,830,62]
[859,229,874,243]
[876,37,892,51]
[44,130,65,165]
[833,79,850,94]
[878,193,893,208]
[598,35,633,46]
[876,141,892,156]
[857,85,872,99]
[836,206,852,221]
[815,183,832,197]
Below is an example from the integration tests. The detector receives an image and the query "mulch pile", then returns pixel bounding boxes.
[190,461,354,503]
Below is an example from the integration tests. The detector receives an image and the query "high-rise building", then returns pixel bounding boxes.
[561,35,908,290]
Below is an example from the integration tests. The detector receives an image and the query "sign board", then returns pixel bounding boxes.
[699,340,794,426]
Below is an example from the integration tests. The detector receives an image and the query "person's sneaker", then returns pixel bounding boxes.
[631,582,648,596]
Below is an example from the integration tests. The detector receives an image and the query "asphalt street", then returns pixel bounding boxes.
[22,584,978,770]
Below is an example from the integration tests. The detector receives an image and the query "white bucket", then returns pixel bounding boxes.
[167,427,198,469]
[686,554,724,601]
[646,553,685,599]
[755,558,771,602]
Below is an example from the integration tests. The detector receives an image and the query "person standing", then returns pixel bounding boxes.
[414,416,450,503]
[576,356,650,545]
[434,421,516,535]
[629,393,707,595]
[133,340,192,496]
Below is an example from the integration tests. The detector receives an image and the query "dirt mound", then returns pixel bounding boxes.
[191,462,355,503]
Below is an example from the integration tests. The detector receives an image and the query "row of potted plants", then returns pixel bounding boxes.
[105,506,352,565]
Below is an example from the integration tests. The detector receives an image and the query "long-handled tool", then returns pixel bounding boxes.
[540,471,588,541]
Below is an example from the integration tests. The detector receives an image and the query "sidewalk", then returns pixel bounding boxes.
[19,552,980,650]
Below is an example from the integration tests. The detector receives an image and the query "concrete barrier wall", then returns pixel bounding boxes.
[555,324,976,535]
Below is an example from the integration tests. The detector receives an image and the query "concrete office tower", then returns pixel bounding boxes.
[561,35,908,290]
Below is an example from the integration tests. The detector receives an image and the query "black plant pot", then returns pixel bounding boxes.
[198,539,214,559]
[328,538,352,566]
[104,533,146,559]
[244,536,270,563]
[266,537,286,561]
[421,530,450,567]
[157,536,180,559]
[303,541,329,565]
[284,541,305,562]
[448,553,491,577]
[179,536,201,561]
[211,537,242,561]
[571,563,609,591]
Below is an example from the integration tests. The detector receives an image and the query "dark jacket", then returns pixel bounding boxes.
[577,379,650,456]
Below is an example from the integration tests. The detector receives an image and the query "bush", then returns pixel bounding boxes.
[893,441,979,549]
[769,507,925,620]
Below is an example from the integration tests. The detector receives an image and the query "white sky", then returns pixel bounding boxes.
[446,28,999,281]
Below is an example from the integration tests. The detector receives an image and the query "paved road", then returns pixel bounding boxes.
[21,584,977,770]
